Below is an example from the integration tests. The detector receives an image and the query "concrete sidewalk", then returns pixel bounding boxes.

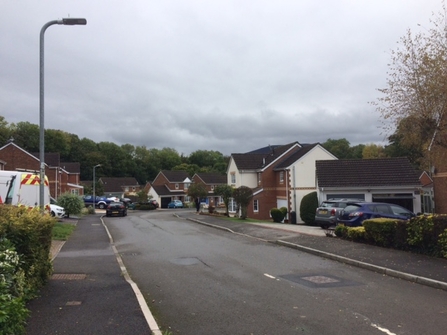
[26,215,156,335]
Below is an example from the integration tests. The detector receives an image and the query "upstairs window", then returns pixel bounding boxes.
[231,173,236,184]
[253,199,259,212]
[175,183,179,190]
[279,171,284,184]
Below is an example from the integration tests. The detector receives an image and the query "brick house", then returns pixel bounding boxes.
[0,142,83,198]
[227,142,336,222]
[419,170,434,214]
[146,170,191,208]
[191,172,227,207]
[98,177,141,199]
[315,158,422,213]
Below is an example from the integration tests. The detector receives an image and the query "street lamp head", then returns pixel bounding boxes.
[94,164,101,168]
[60,18,87,25]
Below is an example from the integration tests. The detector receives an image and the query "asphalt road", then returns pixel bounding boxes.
[104,209,447,335]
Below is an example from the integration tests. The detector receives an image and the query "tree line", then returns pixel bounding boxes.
[0,115,425,185]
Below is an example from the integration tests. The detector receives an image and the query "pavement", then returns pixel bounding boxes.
[25,210,447,334]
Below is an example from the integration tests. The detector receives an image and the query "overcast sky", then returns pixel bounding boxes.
[0,1,442,155]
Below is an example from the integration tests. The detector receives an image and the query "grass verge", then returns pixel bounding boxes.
[52,223,76,240]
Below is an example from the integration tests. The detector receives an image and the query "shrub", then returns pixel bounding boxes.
[299,191,318,225]
[0,207,54,295]
[363,218,399,247]
[439,229,447,259]
[0,238,29,335]
[0,206,54,335]
[347,226,366,241]
[270,208,284,223]
[208,205,215,214]
[334,224,348,238]
[56,193,84,218]
[279,207,288,216]
[135,202,156,210]
[406,215,447,256]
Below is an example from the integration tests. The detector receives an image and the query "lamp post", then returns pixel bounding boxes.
[92,164,101,212]
[39,18,87,211]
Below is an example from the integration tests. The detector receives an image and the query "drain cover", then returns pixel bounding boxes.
[51,273,86,280]
[280,273,360,288]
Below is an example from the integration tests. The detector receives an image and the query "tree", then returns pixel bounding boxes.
[373,6,447,170]
[9,121,40,152]
[0,116,11,146]
[362,144,386,159]
[322,138,351,159]
[187,183,208,202]
[232,186,253,219]
[214,184,233,216]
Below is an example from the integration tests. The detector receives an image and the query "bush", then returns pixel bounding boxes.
[407,214,447,256]
[0,206,54,334]
[363,218,399,247]
[299,191,318,225]
[0,207,54,294]
[135,202,156,210]
[347,226,366,241]
[334,224,348,238]
[57,193,84,217]
[270,208,284,223]
[279,207,288,216]
[0,238,29,335]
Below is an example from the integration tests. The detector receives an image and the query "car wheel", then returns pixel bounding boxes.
[51,211,55,217]
[99,203,105,209]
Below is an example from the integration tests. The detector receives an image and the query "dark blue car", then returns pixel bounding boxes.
[337,202,416,227]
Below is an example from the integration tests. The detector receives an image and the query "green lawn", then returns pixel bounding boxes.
[52,223,76,240]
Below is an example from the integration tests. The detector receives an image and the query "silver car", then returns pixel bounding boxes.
[315,198,363,229]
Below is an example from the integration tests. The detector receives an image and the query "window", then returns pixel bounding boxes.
[253,199,259,212]
[258,173,261,185]
[211,185,214,191]
[175,183,179,190]
[229,198,237,212]
[185,183,189,190]
[279,171,284,183]
[125,187,129,192]
[231,173,236,184]
[132,187,136,191]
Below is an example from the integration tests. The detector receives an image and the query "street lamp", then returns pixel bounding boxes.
[92,164,101,212]
[39,18,87,211]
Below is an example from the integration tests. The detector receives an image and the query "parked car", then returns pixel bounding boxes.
[83,195,112,209]
[167,200,183,208]
[148,199,159,208]
[105,201,127,217]
[50,197,66,218]
[50,204,66,218]
[337,202,416,227]
[315,198,363,229]
[120,198,134,208]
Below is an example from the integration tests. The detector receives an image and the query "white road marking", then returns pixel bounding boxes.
[264,273,276,279]
[371,323,397,335]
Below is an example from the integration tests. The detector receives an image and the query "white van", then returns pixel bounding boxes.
[0,171,51,210]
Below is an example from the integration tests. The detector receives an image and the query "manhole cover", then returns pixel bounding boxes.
[280,273,360,288]
[51,273,86,280]
[302,275,340,284]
